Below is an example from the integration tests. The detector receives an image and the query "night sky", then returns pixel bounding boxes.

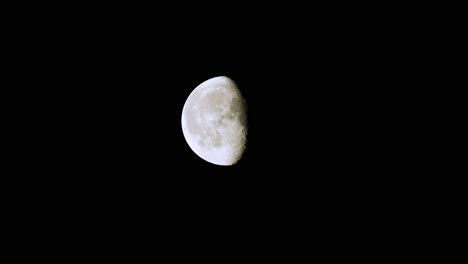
[3,3,465,262]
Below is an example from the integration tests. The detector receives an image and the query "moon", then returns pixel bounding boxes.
[181,76,247,166]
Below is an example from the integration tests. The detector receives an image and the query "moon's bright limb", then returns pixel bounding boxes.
[181,76,247,166]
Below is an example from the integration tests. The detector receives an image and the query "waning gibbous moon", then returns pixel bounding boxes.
[181,76,247,166]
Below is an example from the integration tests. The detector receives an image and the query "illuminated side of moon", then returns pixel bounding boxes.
[181,76,247,166]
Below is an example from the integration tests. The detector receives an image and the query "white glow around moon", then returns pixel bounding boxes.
[181,76,247,166]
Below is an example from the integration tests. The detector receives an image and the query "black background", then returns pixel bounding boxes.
[2,3,466,262]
